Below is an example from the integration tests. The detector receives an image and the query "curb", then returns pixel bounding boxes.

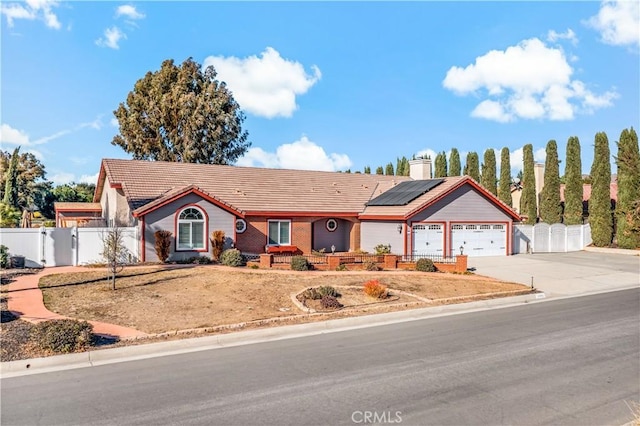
[1,291,545,378]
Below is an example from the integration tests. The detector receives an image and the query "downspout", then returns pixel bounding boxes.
[140,215,146,263]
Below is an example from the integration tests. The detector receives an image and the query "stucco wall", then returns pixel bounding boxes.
[99,181,133,227]
[361,221,404,255]
[313,218,350,252]
[143,193,235,262]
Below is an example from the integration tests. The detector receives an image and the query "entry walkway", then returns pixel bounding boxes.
[5,266,147,339]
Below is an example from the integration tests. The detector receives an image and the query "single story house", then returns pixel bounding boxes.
[70,157,520,262]
[54,202,105,227]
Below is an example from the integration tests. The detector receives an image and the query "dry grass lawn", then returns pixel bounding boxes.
[39,265,531,334]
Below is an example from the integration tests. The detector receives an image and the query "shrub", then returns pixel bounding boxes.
[210,230,225,261]
[154,230,172,263]
[317,285,340,298]
[336,264,348,271]
[220,249,244,267]
[320,295,343,309]
[364,260,379,271]
[31,319,93,353]
[0,245,9,269]
[249,264,259,269]
[301,287,321,300]
[291,255,310,271]
[363,279,388,299]
[0,202,20,228]
[43,220,56,227]
[178,256,213,264]
[373,244,391,255]
[416,258,437,272]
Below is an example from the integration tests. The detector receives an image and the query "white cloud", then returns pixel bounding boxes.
[95,26,126,49]
[235,136,352,171]
[415,148,438,160]
[1,0,60,29]
[547,29,578,45]
[203,47,322,118]
[443,38,617,122]
[510,146,547,173]
[110,118,119,127]
[50,172,75,185]
[585,0,640,48]
[0,124,31,145]
[116,5,145,20]
[78,173,99,185]
[25,149,44,161]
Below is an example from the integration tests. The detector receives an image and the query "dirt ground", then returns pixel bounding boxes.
[38,265,531,334]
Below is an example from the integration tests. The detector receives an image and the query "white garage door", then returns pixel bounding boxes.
[412,224,444,256]
[451,224,506,257]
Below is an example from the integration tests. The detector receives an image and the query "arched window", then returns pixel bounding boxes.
[177,207,206,250]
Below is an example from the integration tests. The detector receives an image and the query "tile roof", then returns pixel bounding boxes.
[54,202,102,211]
[560,183,618,202]
[98,159,412,215]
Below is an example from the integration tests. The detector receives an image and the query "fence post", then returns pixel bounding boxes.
[455,255,468,273]
[259,254,273,268]
[327,255,341,270]
[531,225,535,254]
[72,226,78,266]
[39,226,46,266]
[383,254,397,269]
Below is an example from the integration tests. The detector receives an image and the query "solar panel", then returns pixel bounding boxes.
[367,179,445,206]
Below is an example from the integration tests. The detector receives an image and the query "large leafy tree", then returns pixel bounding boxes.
[498,147,512,207]
[113,58,250,164]
[434,151,447,178]
[520,144,537,224]
[563,136,583,225]
[539,140,562,223]
[464,152,480,182]
[481,149,497,195]
[53,183,96,203]
[615,127,640,248]
[589,132,613,246]
[449,148,461,176]
[0,148,50,213]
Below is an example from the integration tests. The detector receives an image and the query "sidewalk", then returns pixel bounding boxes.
[4,266,147,339]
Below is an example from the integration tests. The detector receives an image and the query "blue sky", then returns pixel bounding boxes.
[1,1,638,186]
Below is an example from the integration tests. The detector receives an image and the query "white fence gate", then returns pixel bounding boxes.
[512,223,592,254]
[0,227,139,267]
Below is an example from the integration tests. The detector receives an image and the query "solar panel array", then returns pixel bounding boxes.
[366,179,445,206]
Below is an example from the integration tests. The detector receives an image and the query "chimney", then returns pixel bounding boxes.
[534,162,544,198]
[409,157,433,180]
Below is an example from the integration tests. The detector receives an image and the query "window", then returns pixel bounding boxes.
[177,207,205,250]
[268,220,290,245]
[325,218,338,232]
[235,218,247,233]
[452,224,463,230]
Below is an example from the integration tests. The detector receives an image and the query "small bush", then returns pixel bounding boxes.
[43,220,56,227]
[210,230,225,261]
[249,264,259,269]
[363,279,388,299]
[373,244,391,255]
[0,245,9,269]
[364,260,379,271]
[317,285,340,298]
[320,295,343,309]
[416,258,436,272]
[178,256,213,265]
[336,264,348,271]
[31,319,93,353]
[154,230,172,263]
[220,249,244,267]
[291,255,310,271]
[301,287,321,300]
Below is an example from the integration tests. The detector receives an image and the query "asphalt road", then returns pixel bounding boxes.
[2,289,639,426]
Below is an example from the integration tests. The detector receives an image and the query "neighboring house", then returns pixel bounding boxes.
[54,202,105,227]
[510,162,618,219]
[67,157,520,262]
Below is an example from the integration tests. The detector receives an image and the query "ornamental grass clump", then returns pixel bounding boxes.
[31,319,93,354]
[363,279,388,299]
[416,258,436,272]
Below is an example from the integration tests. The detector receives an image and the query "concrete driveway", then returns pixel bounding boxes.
[468,251,639,297]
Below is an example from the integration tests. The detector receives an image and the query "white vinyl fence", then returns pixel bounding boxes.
[512,223,592,254]
[0,227,139,267]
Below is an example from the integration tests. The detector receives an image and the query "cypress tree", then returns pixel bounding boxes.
[481,149,497,195]
[434,152,447,178]
[563,136,583,225]
[375,166,383,175]
[385,162,394,176]
[401,157,410,176]
[449,148,461,176]
[464,152,480,182]
[520,144,537,224]
[498,147,512,207]
[589,132,613,246]
[363,166,371,174]
[539,140,562,223]
[615,127,640,248]
[3,147,20,208]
